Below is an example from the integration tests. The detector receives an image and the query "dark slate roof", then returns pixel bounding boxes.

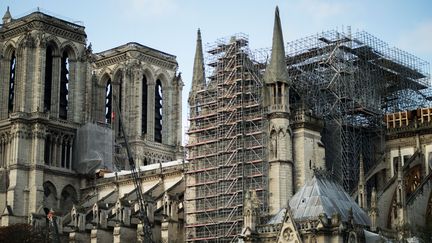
[289,175,371,226]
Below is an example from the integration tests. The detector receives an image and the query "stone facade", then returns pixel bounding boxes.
[0,5,431,243]
[0,8,184,242]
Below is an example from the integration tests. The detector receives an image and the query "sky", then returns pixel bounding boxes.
[1,0,432,144]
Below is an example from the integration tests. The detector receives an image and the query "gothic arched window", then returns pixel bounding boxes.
[105,78,113,124]
[8,51,16,114]
[43,181,57,210]
[59,51,69,119]
[116,73,123,136]
[60,185,77,213]
[44,46,54,112]
[154,79,162,143]
[142,75,148,135]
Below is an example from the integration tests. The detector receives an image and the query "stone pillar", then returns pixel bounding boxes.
[50,54,61,118]
[69,231,90,243]
[68,60,77,121]
[113,224,136,243]
[33,35,44,113]
[369,187,378,232]
[5,123,30,223]
[147,82,155,142]
[164,86,172,145]
[91,228,113,243]
[28,123,45,214]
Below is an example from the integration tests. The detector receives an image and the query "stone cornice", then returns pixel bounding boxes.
[8,112,80,131]
[7,163,78,177]
[386,122,432,140]
[94,43,178,70]
[0,12,86,44]
[87,164,185,189]
[267,112,289,119]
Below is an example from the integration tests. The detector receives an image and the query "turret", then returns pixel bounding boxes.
[2,7,12,24]
[396,147,408,239]
[264,7,290,113]
[265,7,293,215]
[369,187,378,232]
[190,29,205,96]
[358,153,367,209]
[241,190,259,242]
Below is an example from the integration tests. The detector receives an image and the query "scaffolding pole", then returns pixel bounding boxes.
[286,29,431,191]
[186,34,267,242]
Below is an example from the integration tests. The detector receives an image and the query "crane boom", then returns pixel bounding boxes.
[113,95,154,243]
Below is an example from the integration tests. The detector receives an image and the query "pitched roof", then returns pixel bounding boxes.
[289,175,371,226]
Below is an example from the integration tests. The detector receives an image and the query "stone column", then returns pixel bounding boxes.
[91,227,113,243]
[5,124,30,223]
[33,36,45,113]
[68,60,77,121]
[28,124,45,214]
[51,54,61,118]
[113,224,136,243]
[164,86,172,145]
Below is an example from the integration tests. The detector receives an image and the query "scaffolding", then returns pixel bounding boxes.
[286,29,431,191]
[185,34,267,242]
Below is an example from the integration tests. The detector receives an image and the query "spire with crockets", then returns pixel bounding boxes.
[264,6,290,113]
[191,28,205,93]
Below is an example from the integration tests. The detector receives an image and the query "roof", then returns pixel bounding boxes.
[266,208,286,224]
[289,175,371,226]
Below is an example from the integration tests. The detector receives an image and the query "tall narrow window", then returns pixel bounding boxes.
[117,78,123,136]
[105,79,113,124]
[44,135,51,165]
[142,75,148,135]
[8,51,16,114]
[59,51,69,119]
[61,142,66,168]
[66,142,71,169]
[278,82,283,104]
[154,79,162,143]
[44,47,53,112]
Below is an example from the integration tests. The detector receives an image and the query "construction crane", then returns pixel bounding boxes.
[113,95,154,243]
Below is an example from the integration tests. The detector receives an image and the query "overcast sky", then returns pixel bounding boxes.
[2,0,432,144]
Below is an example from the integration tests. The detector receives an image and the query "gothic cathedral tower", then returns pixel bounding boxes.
[264,7,293,215]
[0,8,87,224]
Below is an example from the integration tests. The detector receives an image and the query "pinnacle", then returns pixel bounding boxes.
[264,6,289,84]
[191,28,205,91]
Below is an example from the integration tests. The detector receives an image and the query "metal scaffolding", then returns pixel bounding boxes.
[286,29,431,191]
[186,34,267,242]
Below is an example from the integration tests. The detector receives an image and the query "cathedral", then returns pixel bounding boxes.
[0,6,431,243]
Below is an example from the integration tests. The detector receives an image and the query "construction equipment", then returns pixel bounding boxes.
[113,95,154,243]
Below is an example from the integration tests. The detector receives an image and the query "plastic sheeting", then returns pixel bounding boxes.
[73,123,113,174]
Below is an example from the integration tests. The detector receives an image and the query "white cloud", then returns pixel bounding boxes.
[398,20,432,55]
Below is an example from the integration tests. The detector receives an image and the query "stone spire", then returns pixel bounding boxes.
[369,187,378,232]
[241,190,259,242]
[358,154,367,209]
[2,6,12,24]
[264,6,289,84]
[191,29,205,92]
[397,147,403,181]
